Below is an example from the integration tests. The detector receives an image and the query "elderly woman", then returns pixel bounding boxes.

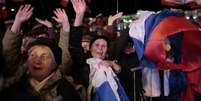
[70,33,129,101]
[0,4,84,101]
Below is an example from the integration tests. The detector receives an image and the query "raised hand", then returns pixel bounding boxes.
[71,0,86,14]
[11,4,34,33]
[52,8,70,32]
[108,12,123,26]
[71,0,86,26]
[15,5,33,24]
[35,18,53,28]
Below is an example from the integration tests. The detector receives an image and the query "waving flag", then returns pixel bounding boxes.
[130,8,201,101]
[129,9,184,68]
[144,15,201,71]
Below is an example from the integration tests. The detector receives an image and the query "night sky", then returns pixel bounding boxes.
[4,0,165,20]
[89,0,163,16]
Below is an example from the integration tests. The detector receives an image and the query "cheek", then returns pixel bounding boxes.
[27,58,34,65]
[90,47,96,53]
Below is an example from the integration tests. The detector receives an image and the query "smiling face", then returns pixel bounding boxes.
[27,45,56,82]
[90,39,108,59]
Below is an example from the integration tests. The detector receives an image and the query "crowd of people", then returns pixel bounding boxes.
[0,0,201,101]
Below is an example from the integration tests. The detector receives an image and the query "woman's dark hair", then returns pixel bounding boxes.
[89,35,110,48]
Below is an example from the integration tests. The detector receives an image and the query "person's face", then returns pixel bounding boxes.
[90,39,108,59]
[82,41,90,53]
[27,45,56,81]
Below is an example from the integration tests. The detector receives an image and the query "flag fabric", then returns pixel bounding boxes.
[129,10,155,61]
[144,15,201,72]
[142,9,201,101]
[129,9,183,68]
[87,58,129,101]
[129,9,201,101]
[141,66,161,97]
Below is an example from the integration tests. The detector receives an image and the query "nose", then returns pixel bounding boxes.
[97,45,104,50]
[33,56,42,65]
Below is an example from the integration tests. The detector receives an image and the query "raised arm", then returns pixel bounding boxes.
[2,4,33,84]
[35,18,57,39]
[107,12,123,26]
[106,12,129,59]
[52,8,72,74]
[71,0,86,26]
[35,18,53,28]
[11,5,33,33]
[3,4,33,69]
[69,0,88,87]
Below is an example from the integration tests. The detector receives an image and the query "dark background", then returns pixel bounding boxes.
[4,0,164,19]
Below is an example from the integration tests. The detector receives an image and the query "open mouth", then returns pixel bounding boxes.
[32,66,42,70]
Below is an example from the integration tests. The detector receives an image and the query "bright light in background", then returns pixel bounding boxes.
[193,16,197,20]
[185,16,190,20]
[1,6,6,10]
[11,8,15,12]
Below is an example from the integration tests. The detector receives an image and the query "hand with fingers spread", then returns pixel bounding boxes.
[71,0,86,26]
[108,12,123,26]
[35,18,57,39]
[71,0,86,15]
[52,8,70,32]
[35,18,53,28]
[11,4,34,33]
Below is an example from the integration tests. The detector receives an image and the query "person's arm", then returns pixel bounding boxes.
[71,0,86,27]
[3,5,33,72]
[69,0,89,87]
[106,12,128,59]
[107,12,123,26]
[2,5,33,86]
[11,5,33,33]
[35,18,57,39]
[53,8,72,74]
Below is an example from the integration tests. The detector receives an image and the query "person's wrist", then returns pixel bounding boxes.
[74,14,84,26]
[11,20,22,33]
[62,23,70,32]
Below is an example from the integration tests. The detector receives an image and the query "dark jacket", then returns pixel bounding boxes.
[109,27,141,101]
[69,26,90,88]
[0,70,82,101]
